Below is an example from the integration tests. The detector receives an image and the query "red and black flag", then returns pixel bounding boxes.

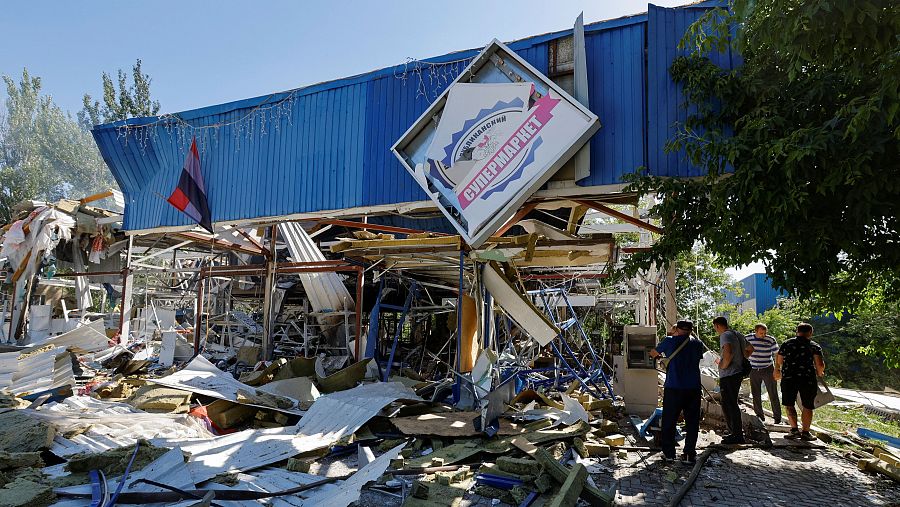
[167,137,213,233]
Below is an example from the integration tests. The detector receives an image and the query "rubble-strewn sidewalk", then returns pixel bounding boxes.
[607,432,900,507]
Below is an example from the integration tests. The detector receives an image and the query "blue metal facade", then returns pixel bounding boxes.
[647,3,740,177]
[725,273,790,315]
[93,2,729,232]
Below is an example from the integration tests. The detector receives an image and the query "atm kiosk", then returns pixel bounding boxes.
[612,325,660,416]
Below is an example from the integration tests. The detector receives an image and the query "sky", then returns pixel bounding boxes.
[2,0,695,116]
[727,261,766,281]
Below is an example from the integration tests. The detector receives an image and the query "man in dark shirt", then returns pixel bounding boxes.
[650,320,704,464]
[775,323,825,441]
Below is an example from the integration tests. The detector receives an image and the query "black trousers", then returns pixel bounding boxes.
[720,374,744,438]
[661,387,701,459]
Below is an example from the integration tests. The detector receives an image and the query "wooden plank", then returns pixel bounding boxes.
[566,205,589,234]
[548,463,587,507]
[317,218,450,236]
[523,234,539,262]
[79,190,114,205]
[495,202,538,236]
[335,236,613,256]
[331,235,462,253]
[573,199,663,235]
[533,447,613,507]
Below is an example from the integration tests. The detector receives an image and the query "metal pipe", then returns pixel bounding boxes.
[116,267,129,342]
[193,276,204,355]
[521,273,609,280]
[51,270,124,278]
[355,266,363,359]
[456,249,464,391]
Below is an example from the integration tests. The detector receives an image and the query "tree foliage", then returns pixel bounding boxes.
[726,296,900,389]
[726,298,805,340]
[808,276,900,370]
[79,59,160,129]
[674,245,739,344]
[0,69,114,222]
[625,0,900,311]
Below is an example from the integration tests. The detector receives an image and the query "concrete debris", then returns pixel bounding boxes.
[127,384,193,412]
[64,440,171,475]
[0,476,56,506]
[54,446,194,502]
[0,411,55,453]
[0,452,42,472]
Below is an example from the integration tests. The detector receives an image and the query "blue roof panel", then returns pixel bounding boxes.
[94,4,729,231]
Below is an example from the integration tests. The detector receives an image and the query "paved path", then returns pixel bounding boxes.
[605,432,900,506]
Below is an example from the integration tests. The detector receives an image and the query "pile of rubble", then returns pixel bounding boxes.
[0,327,648,507]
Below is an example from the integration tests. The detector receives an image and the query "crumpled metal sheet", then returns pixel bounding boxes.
[152,382,420,484]
[29,396,213,457]
[27,318,109,354]
[0,345,73,395]
[147,354,304,414]
[519,393,590,427]
[198,443,406,507]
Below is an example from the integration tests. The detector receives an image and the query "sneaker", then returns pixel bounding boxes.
[721,435,746,445]
[784,428,801,440]
[800,431,817,441]
[680,453,697,465]
[661,455,676,464]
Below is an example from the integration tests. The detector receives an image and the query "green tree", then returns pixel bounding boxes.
[625,0,900,311]
[0,69,115,222]
[674,245,739,345]
[726,294,900,389]
[79,59,160,129]
[726,298,806,340]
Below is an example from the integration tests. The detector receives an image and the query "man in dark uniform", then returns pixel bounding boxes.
[650,320,704,464]
[775,323,826,441]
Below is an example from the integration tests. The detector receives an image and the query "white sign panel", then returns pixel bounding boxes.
[393,40,600,248]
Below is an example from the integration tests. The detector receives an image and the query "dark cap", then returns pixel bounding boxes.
[675,320,694,331]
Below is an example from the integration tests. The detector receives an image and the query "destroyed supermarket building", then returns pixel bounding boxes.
[18,3,895,506]
[83,4,735,372]
[7,1,735,416]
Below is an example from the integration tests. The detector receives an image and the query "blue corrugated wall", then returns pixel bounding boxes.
[647,3,739,177]
[723,273,790,315]
[94,2,730,231]
[578,21,647,187]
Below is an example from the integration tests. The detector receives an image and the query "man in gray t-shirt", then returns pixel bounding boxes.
[718,328,745,378]
[714,316,753,444]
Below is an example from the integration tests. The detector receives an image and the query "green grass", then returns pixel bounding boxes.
[763,400,900,439]
[815,405,900,439]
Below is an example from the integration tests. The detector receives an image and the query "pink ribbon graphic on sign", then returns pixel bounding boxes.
[457,95,560,209]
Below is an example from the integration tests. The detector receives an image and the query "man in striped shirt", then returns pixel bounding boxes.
[747,323,782,424]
